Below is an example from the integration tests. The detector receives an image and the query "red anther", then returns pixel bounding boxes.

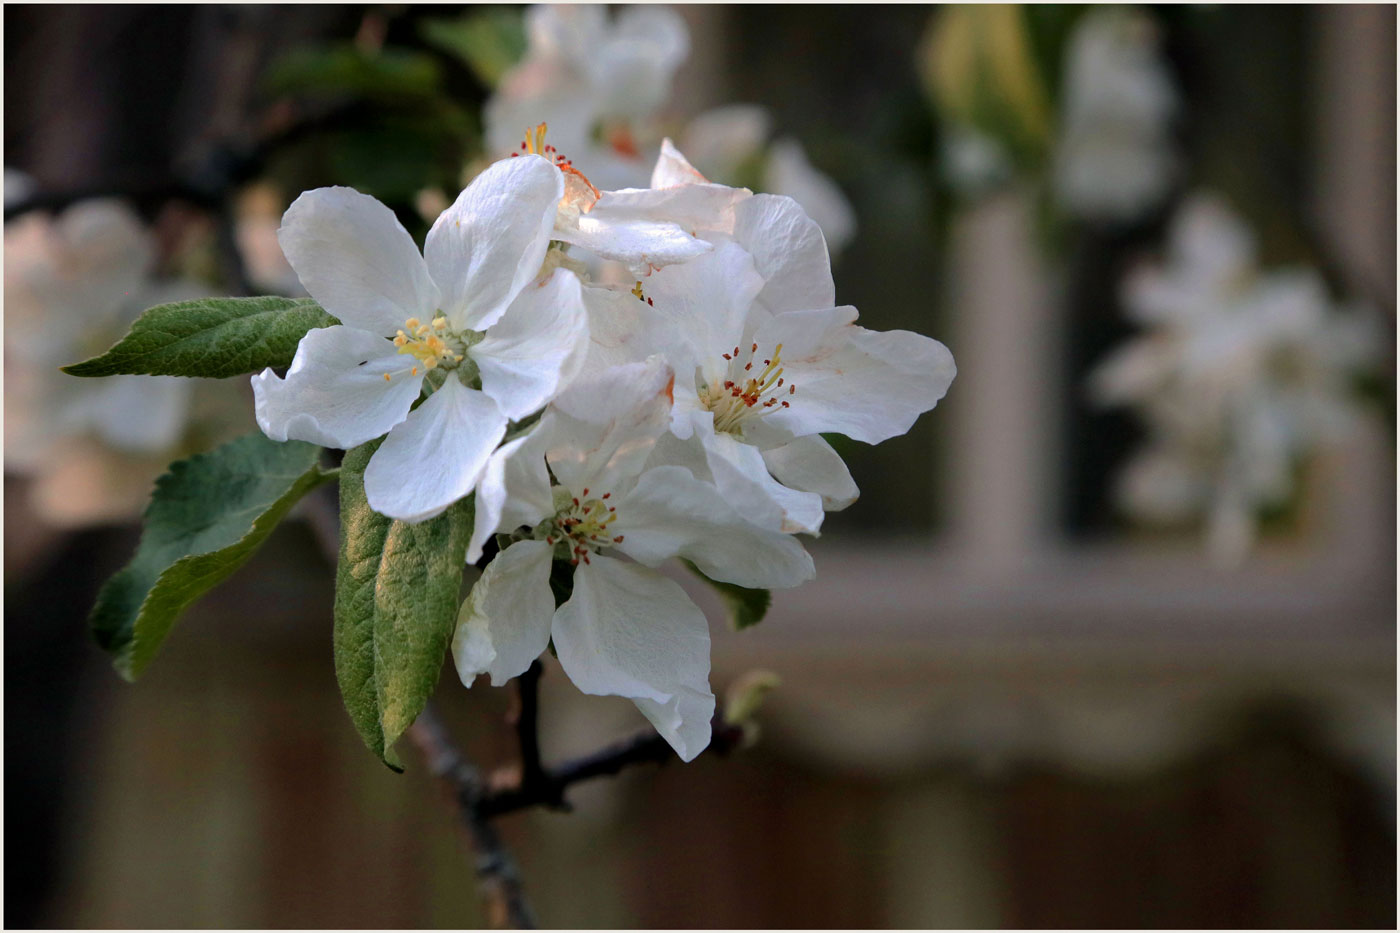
[582,487,589,496]
[647,297,653,306]
[511,152,519,157]
[777,378,784,386]
[570,558,579,566]
[571,497,579,506]
[608,506,616,512]
[789,385,795,394]
[546,537,555,545]
[582,553,591,565]
[722,353,731,361]
[751,343,758,352]
[613,535,624,543]
[781,401,790,408]
[601,492,610,499]
[733,346,740,356]
[744,362,753,371]
[763,359,770,366]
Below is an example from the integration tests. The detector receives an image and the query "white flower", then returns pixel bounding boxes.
[485,4,689,190]
[1052,7,1178,223]
[4,198,222,526]
[679,106,858,256]
[577,141,956,534]
[454,358,814,760]
[1089,194,1377,563]
[252,155,588,523]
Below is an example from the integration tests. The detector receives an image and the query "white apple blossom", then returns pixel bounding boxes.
[1052,7,1178,224]
[454,357,815,760]
[485,4,688,190]
[574,141,956,534]
[4,198,232,526]
[1089,193,1377,563]
[253,155,590,523]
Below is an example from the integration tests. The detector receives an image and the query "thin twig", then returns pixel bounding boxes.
[406,703,538,930]
[477,711,747,820]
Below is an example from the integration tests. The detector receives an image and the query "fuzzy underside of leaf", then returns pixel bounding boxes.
[334,440,473,770]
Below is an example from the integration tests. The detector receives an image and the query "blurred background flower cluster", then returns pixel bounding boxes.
[4,5,1395,927]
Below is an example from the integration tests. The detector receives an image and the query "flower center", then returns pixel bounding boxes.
[542,487,623,566]
[383,316,467,380]
[699,342,796,435]
[513,122,600,218]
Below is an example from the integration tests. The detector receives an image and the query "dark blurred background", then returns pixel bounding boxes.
[5,4,1395,928]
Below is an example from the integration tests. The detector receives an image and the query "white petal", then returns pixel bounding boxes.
[545,357,675,496]
[466,429,554,565]
[761,435,859,511]
[765,138,857,256]
[651,137,711,188]
[425,155,563,331]
[552,557,715,761]
[453,540,556,686]
[702,429,825,535]
[364,377,508,523]
[575,283,671,376]
[277,187,439,335]
[754,307,957,444]
[612,466,815,589]
[732,194,835,314]
[252,325,422,449]
[589,182,748,234]
[473,268,588,420]
[559,211,711,270]
[643,242,765,384]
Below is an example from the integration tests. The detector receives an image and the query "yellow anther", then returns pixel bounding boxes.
[405,317,420,331]
[393,334,407,347]
[411,366,418,376]
[432,317,448,330]
[383,373,392,382]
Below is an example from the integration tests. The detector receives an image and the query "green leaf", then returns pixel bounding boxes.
[62,296,336,379]
[420,11,527,87]
[682,560,772,631]
[90,433,333,680]
[334,441,473,769]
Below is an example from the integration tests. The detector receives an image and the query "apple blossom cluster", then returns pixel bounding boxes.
[254,133,956,759]
[1088,194,1376,564]
[485,4,856,254]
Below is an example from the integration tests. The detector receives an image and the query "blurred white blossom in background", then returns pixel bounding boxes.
[3,197,244,526]
[1089,194,1378,563]
[1053,6,1179,224]
[485,4,856,255]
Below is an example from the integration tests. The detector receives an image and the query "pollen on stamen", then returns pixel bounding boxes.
[383,373,391,382]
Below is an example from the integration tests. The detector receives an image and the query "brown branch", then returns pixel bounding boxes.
[405,703,537,930]
[477,709,747,821]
